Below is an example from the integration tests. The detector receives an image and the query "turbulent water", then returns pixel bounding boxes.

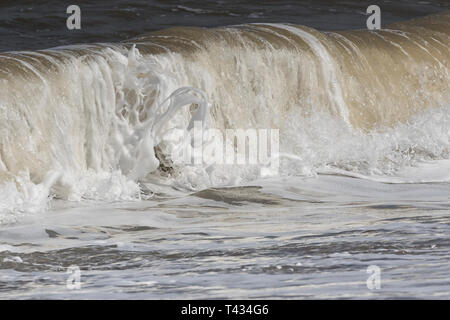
[1,1,450,299]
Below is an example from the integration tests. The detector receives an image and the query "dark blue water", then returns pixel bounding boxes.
[0,0,448,52]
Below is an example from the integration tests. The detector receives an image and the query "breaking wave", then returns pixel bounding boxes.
[0,12,449,218]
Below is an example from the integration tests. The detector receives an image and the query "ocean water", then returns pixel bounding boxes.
[0,1,450,299]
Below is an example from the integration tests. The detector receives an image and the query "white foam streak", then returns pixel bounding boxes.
[266,23,351,126]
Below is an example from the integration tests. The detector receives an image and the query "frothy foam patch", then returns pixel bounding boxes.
[0,45,215,220]
[280,103,450,179]
[0,174,50,223]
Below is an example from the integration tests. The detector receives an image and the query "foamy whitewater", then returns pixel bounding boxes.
[0,11,449,299]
